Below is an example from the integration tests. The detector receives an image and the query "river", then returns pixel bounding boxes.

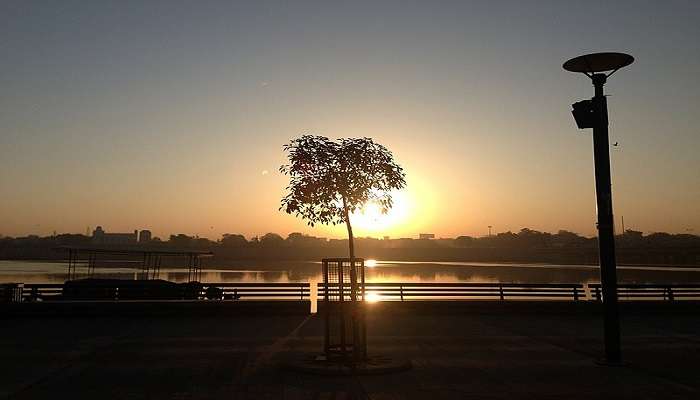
[2,260,699,284]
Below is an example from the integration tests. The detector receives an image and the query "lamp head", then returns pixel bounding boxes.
[563,52,634,77]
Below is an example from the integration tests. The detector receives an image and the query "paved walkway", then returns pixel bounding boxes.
[2,304,699,399]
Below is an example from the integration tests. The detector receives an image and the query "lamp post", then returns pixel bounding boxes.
[563,52,634,364]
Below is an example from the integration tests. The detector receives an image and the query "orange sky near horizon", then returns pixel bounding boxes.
[1,2,699,240]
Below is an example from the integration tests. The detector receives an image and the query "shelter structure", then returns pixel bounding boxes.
[54,246,213,282]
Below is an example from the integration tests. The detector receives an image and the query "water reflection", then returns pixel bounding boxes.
[365,292,381,303]
[1,260,700,285]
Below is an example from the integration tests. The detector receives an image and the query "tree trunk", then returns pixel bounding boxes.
[343,196,365,361]
[342,198,355,262]
[342,196,357,302]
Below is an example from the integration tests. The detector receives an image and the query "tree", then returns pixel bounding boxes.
[221,233,248,248]
[169,234,194,247]
[260,232,284,247]
[455,235,475,248]
[286,232,323,247]
[280,135,406,263]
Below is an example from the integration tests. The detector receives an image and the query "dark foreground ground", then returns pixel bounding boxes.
[2,302,699,400]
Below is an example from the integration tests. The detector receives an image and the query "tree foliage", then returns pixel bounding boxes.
[221,233,248,248]
[280,135,406,227]
[260,232,285,247]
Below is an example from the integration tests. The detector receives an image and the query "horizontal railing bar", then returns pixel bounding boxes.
[229,294,307,297]
[216,289,309,292]
[320,288,579,293]
[23,284,65,288]
[204,283,309,287]
[618,291,670,294]
[589,284,700,288]
[320,292,579,297]
[359,293,576,297]
[370,292,574,296]
[322,283,584,288]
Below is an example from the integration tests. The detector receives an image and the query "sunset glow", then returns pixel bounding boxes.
[2,2,699,396]
[0,1,698,241]
[350,190,414,235]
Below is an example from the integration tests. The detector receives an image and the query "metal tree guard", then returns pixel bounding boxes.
[322,258,367,362]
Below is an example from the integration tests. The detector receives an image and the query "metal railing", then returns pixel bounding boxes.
[202,283,310,300]
[320,282,585,301]
[8,282,700,302]
[17,282,310,302]
[589,283,700,302]
[1,283,24,303]
[21,284,63,302]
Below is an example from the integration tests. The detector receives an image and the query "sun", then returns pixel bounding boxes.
[350,190,412,234]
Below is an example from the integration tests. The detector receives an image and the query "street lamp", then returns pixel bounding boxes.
[563,52,634,365]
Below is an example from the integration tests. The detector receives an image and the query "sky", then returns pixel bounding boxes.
[1,0,699,240]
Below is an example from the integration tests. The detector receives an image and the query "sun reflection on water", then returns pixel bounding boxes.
[365,292,381,303]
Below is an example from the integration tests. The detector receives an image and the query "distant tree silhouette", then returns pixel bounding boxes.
[455,235,475,247]
[169,234,194,247]
[280,135,406,262]
[517,228,551,248]
[552,230,590,248]
[286,232,324,247]
[260,232,284,247]
[221,233,248,247]
[54,234,91,246]
[1,228,698,264]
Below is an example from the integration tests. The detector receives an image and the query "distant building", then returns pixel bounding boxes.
[139,230,152,242]
[92,226,138,245]
[419,233,435,240]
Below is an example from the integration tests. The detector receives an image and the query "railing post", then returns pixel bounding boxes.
[499,284,504,300]
[573,285,579,302]
[400,285,404,302]
[667,286,674,302]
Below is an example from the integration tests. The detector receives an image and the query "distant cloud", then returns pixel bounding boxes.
[261,170,269,176]
[259,81,269,88]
